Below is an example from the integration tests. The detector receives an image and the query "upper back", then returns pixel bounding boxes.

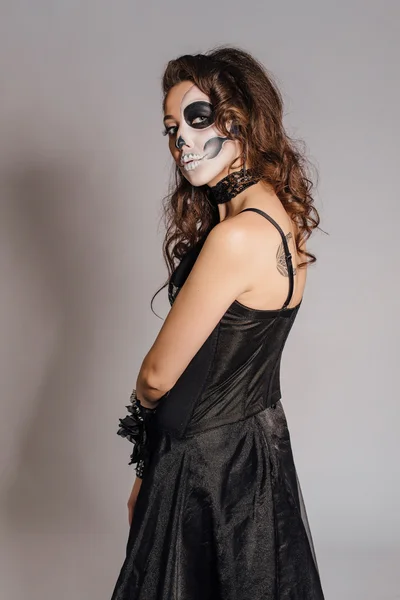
[231,205,307,312]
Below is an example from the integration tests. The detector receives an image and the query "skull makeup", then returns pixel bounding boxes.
[163,82,241,187]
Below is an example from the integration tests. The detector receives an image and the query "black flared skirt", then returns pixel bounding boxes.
[111,400,325,600]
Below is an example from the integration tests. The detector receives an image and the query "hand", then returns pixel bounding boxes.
[127,476,143,526]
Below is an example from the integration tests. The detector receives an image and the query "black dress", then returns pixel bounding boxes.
[111,204,325,599]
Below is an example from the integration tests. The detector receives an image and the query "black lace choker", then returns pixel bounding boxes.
[208,170,262,206]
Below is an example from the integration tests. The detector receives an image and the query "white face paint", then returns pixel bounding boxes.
[163,83,240,187]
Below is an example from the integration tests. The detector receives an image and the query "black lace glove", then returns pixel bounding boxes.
[117,389,158,478]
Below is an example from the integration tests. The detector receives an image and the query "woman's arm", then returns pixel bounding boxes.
[134,374,168,409]
[135,215,259,409]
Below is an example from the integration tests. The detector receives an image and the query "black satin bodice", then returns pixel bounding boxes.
[153,207,302,439]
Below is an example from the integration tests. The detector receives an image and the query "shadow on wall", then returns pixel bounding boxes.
[1,162,105,534]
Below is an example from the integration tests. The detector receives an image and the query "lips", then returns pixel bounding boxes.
[180,153,205,166]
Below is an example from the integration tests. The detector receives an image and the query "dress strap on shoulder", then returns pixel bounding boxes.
[239,207,295,310]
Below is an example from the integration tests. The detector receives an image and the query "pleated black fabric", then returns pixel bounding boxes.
[111,207,325,600]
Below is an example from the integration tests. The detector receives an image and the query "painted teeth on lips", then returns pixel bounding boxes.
[180,153,204,165]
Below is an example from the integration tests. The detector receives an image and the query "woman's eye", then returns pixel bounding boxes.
[192,116,207,125]
[162,126,177,137]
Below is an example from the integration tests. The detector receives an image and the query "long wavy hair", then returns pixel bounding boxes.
[151,45,321,316]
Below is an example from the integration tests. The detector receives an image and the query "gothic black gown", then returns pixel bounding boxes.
[111,204,325,599]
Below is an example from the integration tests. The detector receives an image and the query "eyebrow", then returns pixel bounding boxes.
[163,114,176,123]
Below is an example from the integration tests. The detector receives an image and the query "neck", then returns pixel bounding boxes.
[207,169,262,208]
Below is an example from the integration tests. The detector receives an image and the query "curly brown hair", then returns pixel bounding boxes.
[151,45,321,316]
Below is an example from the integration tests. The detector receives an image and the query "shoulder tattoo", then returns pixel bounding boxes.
[276,232,297,277]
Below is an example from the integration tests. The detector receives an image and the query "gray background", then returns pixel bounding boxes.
[0,1,399,598]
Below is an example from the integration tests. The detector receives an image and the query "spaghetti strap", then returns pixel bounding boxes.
[239,207,295,310]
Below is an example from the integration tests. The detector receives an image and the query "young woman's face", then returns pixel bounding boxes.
[163,81,241,187]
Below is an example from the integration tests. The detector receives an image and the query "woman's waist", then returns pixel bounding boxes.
[152,387,281,439]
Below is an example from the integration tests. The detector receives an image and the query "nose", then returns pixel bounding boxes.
[175,135,186,150]
[174,122,194,151]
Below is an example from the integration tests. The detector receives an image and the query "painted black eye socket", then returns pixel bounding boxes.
[192,116,208,125]
[184,101,215,130]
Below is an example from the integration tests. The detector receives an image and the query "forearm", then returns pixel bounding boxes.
[117,362,171,479]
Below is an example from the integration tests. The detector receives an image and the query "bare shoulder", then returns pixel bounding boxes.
[200,192,307,275]
[197,215,256,267]
[233,203,291,258]
[235,197,308,262]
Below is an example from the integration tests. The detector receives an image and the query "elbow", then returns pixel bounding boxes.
[140,365,174,396]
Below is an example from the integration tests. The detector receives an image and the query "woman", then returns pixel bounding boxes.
[111,46,325,599]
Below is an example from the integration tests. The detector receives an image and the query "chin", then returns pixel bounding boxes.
[181,165,226,188]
